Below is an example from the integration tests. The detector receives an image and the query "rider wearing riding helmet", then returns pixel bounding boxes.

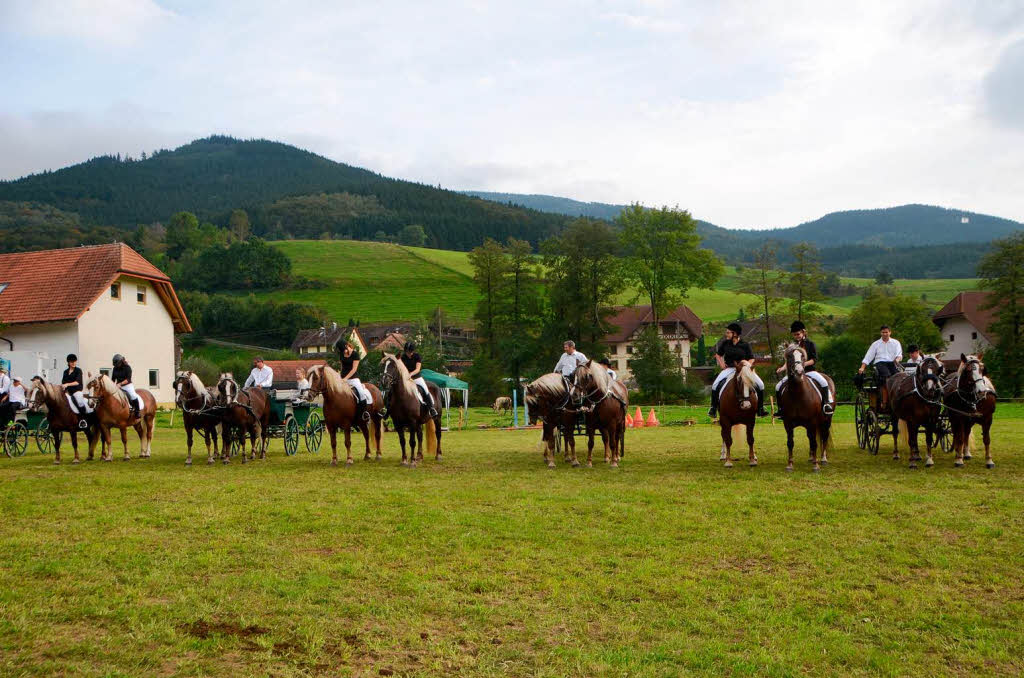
[903,344,923,373]
[61,354,90,426]
[709,322,767,418]
[339,340,373,420]
[774,320,834,416]
[401,341,438,418]
[598,357,618,381]
[112,354,144,418]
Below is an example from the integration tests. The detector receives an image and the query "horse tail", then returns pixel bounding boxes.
[425,417,438,456]
[898,418,909,451]
[619,423,625,459]
[967,429,975,454]
[367,412,379,451]
[731,423,747,442]
[817,422,834,456]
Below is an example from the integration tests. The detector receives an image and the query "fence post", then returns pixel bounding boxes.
[513,389,518,428]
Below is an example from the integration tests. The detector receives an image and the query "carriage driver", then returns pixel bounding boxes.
[554,340,588,393]
[708,323,768,418]
[402,341,439,418]
[112,354,144,418]
[244,357,274,390]
[61,354,91,426]
[339,340,373,421]
[774,320,834,416]
[858,325,902,409]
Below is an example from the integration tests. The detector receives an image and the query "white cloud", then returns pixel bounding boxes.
[2,0,177,47]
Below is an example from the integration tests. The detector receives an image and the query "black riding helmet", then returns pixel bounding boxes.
[790,320,806,333]
[726,322,742,335]
[66,353,78,363]
[599,357,612,367]
[403,341,416,353]
[112,354,124,365]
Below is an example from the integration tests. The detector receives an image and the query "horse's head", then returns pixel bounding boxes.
[915,356,943,400]
[573,360,610,402]
[175,371,206,407]
[958,354,992,402]
[305,365,325,400]
[379,354,398,391]
[524,373,567,411]
[784,344,806,380]
[85,372,102,398]
[27,377,47,412]
[217,373,238,405]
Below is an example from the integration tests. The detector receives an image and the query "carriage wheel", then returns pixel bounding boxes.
[865,410,880,455]
[35,420,54,454]
[937,416,953,453]
[304,411,323,453]
[229,428,244,457]
[4,422,29,458]
[854,394,867,450]
[283,416,299,456]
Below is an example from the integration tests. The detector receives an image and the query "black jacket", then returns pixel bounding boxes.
[62,367,84,395]
[112,363,132,384]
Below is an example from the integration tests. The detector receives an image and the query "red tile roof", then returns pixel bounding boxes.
[262,359,327,377]
[604,305,702,343]
[0,243,191,332]
[932,291,997,344]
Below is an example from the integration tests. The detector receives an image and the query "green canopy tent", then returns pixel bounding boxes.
[420,369,469,430]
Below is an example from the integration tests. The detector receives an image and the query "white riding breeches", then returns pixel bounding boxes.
[346,378,372,404]
[71,391,91,413]
[713,367,764,393]
[776,372,832,402]
[412,377,434,406]
[120,383,142,407]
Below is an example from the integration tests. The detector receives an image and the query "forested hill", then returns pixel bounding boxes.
[0,137,568,249]
[461,191,625,221]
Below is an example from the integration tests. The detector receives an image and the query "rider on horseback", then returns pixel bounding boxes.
[112,354,144,418]
[708,323,768,418]
[339,341,373,421]
[60,354,91,428]
[774,320,834,416]
[858,325,902,409]
[402,341,439,418]
[599,357,618,381]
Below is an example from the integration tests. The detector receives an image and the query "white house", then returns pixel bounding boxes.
[604,304,703,381]
[0,243,191,405]
[932,291,996,358]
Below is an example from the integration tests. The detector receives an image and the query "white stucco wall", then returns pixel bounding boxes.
[77,275,177,403]
[938,317,992,358]
[0,321,78,382]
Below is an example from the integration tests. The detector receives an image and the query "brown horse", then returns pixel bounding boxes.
[85,373,156,461]
[887,355,944,469]
[523,373,578,468]
[718,364,758,468]
[777,345,834,472]
[27,377,99,464]
[305,364,384,466]
[573,361,628,468]
[216,373,270,463]
[943,354,997,469]
[174,371,223,465]
[380,355,442,465]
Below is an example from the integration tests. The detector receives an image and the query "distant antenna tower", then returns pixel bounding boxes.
[961,216,970,224]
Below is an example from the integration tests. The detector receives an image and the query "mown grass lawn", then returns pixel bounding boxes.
[1,411,1021,676]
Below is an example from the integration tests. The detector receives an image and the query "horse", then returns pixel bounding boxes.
[379,355,442,465]
[572,361,628,468]
[777,345,835,472]
[85,373,156,461]
[27,377,99,464]
[887,355,944,468]
[942,354,997,469]
[216,373,270,463]
[523,373,579,468]
[174,371,223,465]
[492,396,512,414]
[717,363,759,468]
[305,364,384,466]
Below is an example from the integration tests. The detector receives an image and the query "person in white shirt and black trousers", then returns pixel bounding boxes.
[244,357,274,391]
[858,325,903,408]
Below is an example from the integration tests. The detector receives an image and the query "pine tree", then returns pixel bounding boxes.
[978,232,1024,395]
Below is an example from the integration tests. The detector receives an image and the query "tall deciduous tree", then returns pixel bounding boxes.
[736,244,784,361]
[978,232,1024,395]
[229,209,251,241]
[468,239,508,358]
[846,286,943,351]
[499,238,543,387]
[618,205,721,326]
[785,242,826,323]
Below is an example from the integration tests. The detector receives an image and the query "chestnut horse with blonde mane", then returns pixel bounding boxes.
[573,361,628,468]
[523,373,578,468]
[28,376,98,464]
[85,373,156,461]
[174,371,223,465]
[778,344,835,472]
[718,363,759,468]
[305,364,384,466]
[943,354,997,469]
[216,373,270,463]
[380,354,442,465]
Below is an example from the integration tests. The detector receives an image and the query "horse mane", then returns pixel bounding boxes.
[525,373,565,405]
[737,363,756,389]
[784,343,804,360]
[580,360,611,394]
[308,364,350,399]
[32,377,63,404]
[382,354,418,399]
[94,373,129,405]
[186,372,206,394]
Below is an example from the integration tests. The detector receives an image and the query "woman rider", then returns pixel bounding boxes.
[61,354,91,428]
[339,341,373,420]
[708,322,767,418]
[401,341,438,417]
[774,320,834,417]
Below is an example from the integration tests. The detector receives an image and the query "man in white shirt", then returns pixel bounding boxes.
[0,375,26,430]
[858,325,902,407]
[554,340,588,380]
[244,357,274,390]
[0,366,10,403]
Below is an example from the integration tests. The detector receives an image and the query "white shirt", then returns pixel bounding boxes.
[554,350,588,376]
[7,383,26,405]
[244,365,274,388]
[607,369,618,381]
[862,338,903,366]
[0,373,10,396]
[296,378,310,391]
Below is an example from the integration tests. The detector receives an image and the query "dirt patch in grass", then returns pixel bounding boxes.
[180,619,269,640]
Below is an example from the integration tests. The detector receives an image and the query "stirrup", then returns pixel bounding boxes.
[78,418,89,430]
[823,402,834,415]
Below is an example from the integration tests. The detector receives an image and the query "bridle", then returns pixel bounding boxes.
[176,375,214,415]
[955,359,990,410]
[786,346,806,382]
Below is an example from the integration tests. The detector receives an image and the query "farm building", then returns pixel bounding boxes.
[0,243,190,405]
[604,304,703,381]
[291,323,367,357]
[932,291,996,357]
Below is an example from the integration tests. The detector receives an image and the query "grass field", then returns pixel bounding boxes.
[1,410,1021,676]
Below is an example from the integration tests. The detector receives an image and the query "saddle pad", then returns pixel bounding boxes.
[66,393,94,414]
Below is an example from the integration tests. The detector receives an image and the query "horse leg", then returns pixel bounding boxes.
[361,421,371,460]
[605,428,617,468]
[983,421,994,469]
[53,431,62,464]
[257,422,267,459]
[375,416,383,460]
[134,421,146,459]
[411,426,421,466]
[120,425,130,461]
[746,422,756,467]
[344,426,354,466]
[70,431,81,465]
[416,424,424,462]
[785,424,795,472]
[435,416,443,461]
[964,422,974,460]
[221,427,231,464]
[806,427,819,472]
[102,425,113,462]
[954,421,966,467]
[398,427,409,466]
[185,424,194,466]
[722,424,734,468]
[908,422,920,469]
[329,426,339,466]
[892,417,900,460]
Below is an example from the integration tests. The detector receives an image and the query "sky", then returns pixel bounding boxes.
[1,0,1023,229]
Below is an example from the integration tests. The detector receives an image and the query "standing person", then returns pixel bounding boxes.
[112,354,143,418]
[339,341,373,420]
[401,341,438,417]
[244,357,274,390]
[708,323,767,418]
[61,354,90,426]
[775,321,834,416]
[553,340,588,389]
[0,375,25,430]
[858,325,903,408]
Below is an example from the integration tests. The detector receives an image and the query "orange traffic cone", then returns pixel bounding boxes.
[634,406,644,427]
[646,408,658,427]
[625,413,634,428]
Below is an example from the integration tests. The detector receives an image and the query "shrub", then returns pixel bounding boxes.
[179,356,219,386]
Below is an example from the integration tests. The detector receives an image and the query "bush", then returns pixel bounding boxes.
[179,356,219,386]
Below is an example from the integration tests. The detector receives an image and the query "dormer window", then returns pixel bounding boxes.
[137,285,146,304]
[110,282,121,299]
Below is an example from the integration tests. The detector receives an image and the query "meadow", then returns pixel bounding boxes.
[1,411,1021,676]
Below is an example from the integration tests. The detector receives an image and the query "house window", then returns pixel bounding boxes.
[110,283,121,299]
[972,332,978,340]
[949,334,955,342]
[100,367,112,377]
[149,370,159,388]
[137,285,146,304]
[626,345,634,354]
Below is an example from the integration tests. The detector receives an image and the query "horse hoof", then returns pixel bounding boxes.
[785,466,793,472]
[925,460,934,467]
[820,459,828,465]
[986,461,995,469]
[571,460,580,468]
[346,459,353,467]
[812,467,820,473]
[964,454,973,461]
[207,459,215,465]
[610,462,618,468]
[123,456,130,461]
[375,455,382,461]
[749,461,757,467]
[547,463,556,469]
[954,460,964,467]
[909,463,917,469]
[724,461,733,469]
[401,461,409,467]
[330,459,338,467]
[185,459,192,466]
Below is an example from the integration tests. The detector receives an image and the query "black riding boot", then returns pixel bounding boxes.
[131,400,140,419]
[819,385,834,415]
[774,390,784,418]
[755,387,769,417]
[708,389,719,418]
[356,398,369,422]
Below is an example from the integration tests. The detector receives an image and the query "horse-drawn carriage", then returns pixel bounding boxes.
[222,389,324,457]
[2,408,52,457]
[854,366,953,456]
